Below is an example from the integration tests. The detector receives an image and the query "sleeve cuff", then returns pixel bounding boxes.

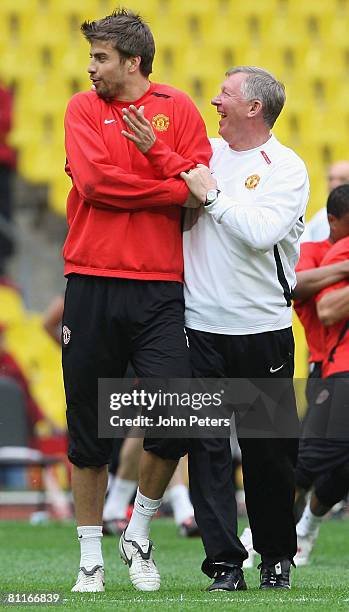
[171,180,189,205]
[145,138,169,162]
[204,192,235,222]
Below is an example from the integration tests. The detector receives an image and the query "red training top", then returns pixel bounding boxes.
[316,236,349,377]
[63,83,212,281]
[294,239,331,363]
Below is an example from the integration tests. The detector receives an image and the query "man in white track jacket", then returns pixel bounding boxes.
[181,66,309,593]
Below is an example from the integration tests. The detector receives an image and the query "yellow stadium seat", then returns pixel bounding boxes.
[6,314,66,427]
[15,105,65,183]
[50,174,71,217]
[282,78,314,115]
[153,15,195,47]
[122,0,162,21]
[178,46,224,84]
[293,311,308,380]
[21,13,66,46]
[208,13,250,48]
[60,48,91,81]
[230,0,279,17]
[162,0,213,18]
[301,45,345,78]
[330,14,349,45]
[242,13,278,47]
[269,15,310,50]
[0,286,26,326]
[288,0,335,20]
[20,143,65,184]
[0,11,23,50]
[1,0,347,226]
[0,0,35,13]
[0,45,29,83]
[274,109,301,147]
[52,0,100,19]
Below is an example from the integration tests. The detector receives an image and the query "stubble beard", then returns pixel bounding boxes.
[96,82,122,102]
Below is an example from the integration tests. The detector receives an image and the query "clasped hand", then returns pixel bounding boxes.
[180,165,217,204]
[121,105,156,153]
[121,108,217,208]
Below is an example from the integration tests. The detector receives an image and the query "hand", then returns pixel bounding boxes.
[342,260,349,277]
[180,164,217,203]
[121,105,156,153]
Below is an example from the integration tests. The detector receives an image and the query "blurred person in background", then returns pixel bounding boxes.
[0,321,55,488]
[245,184,349,568]
[0,81,17,280]
[62,8,211,593]
[0,322,46,442]
[301,161,349,243]
[43,294,64,344]
[294,185,349,513]
[103,440,199,538]
[293,184,349,565]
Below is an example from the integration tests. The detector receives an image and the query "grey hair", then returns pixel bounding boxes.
[226,66,286,128]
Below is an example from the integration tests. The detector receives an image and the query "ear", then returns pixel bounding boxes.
[328,212,340,235]
[128,56,141,73]
[247,99,263,119]
[327,213,337,228]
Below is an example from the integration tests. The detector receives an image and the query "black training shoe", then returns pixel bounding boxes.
[259,559,291,589]
[207,565,247,592]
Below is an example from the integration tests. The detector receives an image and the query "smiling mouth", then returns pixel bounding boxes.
[218,112,227,119]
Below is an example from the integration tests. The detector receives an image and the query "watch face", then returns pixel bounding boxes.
[207,189,217,201]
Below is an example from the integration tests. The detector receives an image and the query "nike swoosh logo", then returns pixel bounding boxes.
[270,363,286,373]
[104,119,116,124]
[121,542,132,567]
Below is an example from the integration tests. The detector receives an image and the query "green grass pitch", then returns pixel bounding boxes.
[1,518,349,611]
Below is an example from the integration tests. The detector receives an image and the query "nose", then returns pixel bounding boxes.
[211,95,220,107]
[88,59,96,75]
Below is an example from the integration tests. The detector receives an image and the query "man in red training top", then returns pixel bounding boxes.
[297,215,349,556]
[294,189,347,495]
[62,8,211,593]
[293,184,349,565]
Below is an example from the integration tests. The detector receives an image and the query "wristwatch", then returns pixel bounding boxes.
[204,188,221,206]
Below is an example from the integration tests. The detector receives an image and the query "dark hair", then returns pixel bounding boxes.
[81,8,155,77]
[327,184,349,218]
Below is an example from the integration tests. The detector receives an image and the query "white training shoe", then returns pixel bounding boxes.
[240,527,256,569]
[119,531,160,591]
[294,528,319,566]
[71,565,105,592]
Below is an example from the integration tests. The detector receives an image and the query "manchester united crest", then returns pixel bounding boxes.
[62,325,71,345]
[245,174,260,189]
[152,114,170,132]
